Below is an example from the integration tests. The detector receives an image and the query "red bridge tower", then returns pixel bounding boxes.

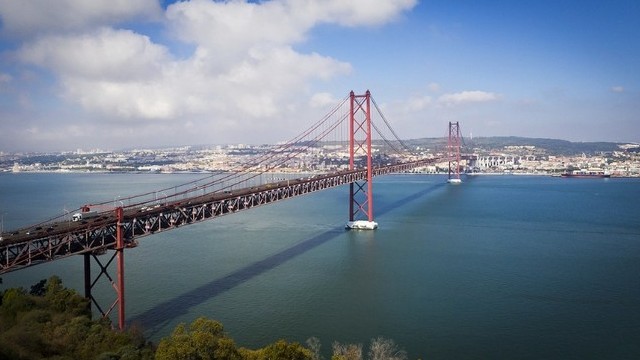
[447,121,462,184]
[346,90,378,230]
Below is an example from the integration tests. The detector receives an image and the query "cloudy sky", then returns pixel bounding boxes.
[0,0,638,152]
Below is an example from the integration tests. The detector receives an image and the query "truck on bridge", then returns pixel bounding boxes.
[72,206,99,222]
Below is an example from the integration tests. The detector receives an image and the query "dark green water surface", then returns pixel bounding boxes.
[2,173,639,359]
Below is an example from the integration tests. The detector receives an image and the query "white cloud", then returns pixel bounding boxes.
[437,90,500,106]
[165,0,416,68]
[18,28,171,82]
[611,86,624,93]
[427,82,440,93]
[166,1,301,69]
[13,7,352,123]
[406,95,432,111]
[0,72,11,83]
[287,0,418,27]
[17,28,178,120]
[63,78,178,119]
[0,0,162,36]
[1,0,417,150]
[309,92,342,108]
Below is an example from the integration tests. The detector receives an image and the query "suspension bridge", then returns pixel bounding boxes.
[0,90,471,330]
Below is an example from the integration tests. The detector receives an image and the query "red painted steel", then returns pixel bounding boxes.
[116,207,125,330]
[448,121,462,180]
[79,207,126,330]
[349,92,355,220]
[348,90,374,222]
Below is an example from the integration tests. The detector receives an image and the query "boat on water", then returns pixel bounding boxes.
[447,178,462,184]
[345,220,378,230]
[560,169,611,178]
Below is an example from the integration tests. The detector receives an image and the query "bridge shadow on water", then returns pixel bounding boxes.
[130,180,446,334]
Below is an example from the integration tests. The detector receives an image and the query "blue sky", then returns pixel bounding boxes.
[0,0,638,152]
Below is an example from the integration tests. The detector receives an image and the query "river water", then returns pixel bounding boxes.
[1,173,639,359]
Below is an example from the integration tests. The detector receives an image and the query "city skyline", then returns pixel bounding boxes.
[0,0,638,152]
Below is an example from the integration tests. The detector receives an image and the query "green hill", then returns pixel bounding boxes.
[404,136,622,156]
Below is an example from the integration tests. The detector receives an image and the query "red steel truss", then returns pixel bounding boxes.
[83,207,126,330]
[349,90,374,222]
[448,121,462,181]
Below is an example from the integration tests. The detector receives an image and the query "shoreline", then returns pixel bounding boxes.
[2,169,639,178]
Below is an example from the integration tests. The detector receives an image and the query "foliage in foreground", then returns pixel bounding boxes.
[156,317,312,360]
[157,317,408,360]
[0,276,154,360]
[1,278,408,359]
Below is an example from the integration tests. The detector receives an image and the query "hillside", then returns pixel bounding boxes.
[404,136,623,156]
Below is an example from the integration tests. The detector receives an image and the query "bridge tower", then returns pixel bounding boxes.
[346,90,378,230]
[83,206,126,330]
[447,121,462,184]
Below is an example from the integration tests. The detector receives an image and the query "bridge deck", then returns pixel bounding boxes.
[0,159,437,274]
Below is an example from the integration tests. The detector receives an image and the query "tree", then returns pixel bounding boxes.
[155,317,241,360]
[0,287,34,328]
[368,337,407,360]
[156,317,317,360]
[259,339,312,360]
[330,338,406,360]
[44,275,90,316]
[29,279,47,296]
[331,342,362,360]
[306,337,322,360]
[0,277,153,360]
